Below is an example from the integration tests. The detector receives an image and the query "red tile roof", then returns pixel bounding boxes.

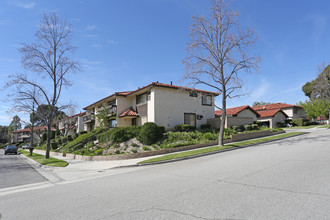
[83,82,220,110]
[252,103,303,111]
[119,107,139,118]
[11,126,54,133]
[215,105,260,117]
[257,109,288,118]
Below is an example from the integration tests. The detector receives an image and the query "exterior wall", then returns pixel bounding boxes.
[207,118,221,129]
[147,89,155,123]
[237,109,258,121]
[116,96,136,127]
[76,116,84,133]
[282,109,293,119]
[207,117,253,128]
[226,117,254,128]
[153,87,215,130]
[257,112,287,128]
[272,112,287,127]
[282,107,306,119]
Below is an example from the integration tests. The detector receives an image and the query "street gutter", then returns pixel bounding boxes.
[137,132,308,166]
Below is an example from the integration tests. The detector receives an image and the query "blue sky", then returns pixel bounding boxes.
[0,0,329,125]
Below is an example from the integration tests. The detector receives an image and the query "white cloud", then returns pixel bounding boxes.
[91,43,102,48]
[305,14,326,44]
[107,40,119,45]
[0,57,19,62]
[250,79,270,100]
[15,2,35,9]
[86,25,97,31]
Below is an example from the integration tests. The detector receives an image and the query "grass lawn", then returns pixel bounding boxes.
[138,132,305,164]
[19,150,68,167]
[318,124,330,128]
[285,125,320,129]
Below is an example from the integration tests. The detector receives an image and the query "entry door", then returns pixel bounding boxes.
[184,113,196,127]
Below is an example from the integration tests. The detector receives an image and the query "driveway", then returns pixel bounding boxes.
[0,149,46,189]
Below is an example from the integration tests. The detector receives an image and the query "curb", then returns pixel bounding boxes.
[19,153,64,183]
[137,132,309,166]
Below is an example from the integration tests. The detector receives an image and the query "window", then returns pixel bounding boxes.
[202,94,212,106]
[132,118,137,126]
[184,113,196,127]
[108,100,116,106]
[136,93,147,105]
[108,119,117,128]
[189,91,198,97]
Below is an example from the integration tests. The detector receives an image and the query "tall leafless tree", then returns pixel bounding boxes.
[6,12,79,158]
[183,0,260,145]
[7,85,40,156]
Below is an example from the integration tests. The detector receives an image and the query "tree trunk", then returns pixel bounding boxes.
[218,90,226,146]
[29,124,34,156]
[45,123,51,159]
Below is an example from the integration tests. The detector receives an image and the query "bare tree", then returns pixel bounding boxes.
[6,12,79,158]
[8,85,40,156]
[183,0,260,145]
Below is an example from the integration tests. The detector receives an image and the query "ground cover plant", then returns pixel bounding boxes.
[138,132,305,164]
[19,150,68,167]
[33,123,284,156]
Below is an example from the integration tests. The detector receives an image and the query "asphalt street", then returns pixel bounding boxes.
[0,149,46,189]
[1,129,330,219]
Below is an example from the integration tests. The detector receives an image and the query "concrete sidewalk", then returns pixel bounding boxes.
[21,127,326,184]
[21,150,160,184]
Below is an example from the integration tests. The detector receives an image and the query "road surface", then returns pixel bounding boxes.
[0,149,46,189]
[1,129,330,219]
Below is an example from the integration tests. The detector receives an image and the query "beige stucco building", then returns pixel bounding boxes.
[82,82,219,131]
[256,109,288,128]
[209,105,260,128]
[252,103,305,119]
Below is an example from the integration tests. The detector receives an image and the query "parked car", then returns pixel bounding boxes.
[4,145,18,155]
[22,144,30,149]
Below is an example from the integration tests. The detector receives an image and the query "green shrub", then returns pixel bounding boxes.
[143,146,151,151]
[62,136,68,143]
[94,148,103,155]
[200,124,212,130]
[50,140,58,150]
[67,135,73,141]
[50,130,56,140]
[78,131,87,136]
[138,122,163,145]
[254,121,262,126]
[244,125,252,131]
[62,132,96,151]
[303,121,311,126]
[292,118,309,127]
[239,125,245,132]
[41,133,47,143]
[91,127,103,134]
[232,126,239,132]
[97,126,141,144]
[110,128,128,143]
[203,132,217,140]
[158,126,165,134]
[251,124,259,130]
[277,121,286,127]
[224,128,236,137]
[174,124,195,132]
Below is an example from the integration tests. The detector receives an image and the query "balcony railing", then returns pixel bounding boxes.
[105,105,117,115]
[83,114,95,123]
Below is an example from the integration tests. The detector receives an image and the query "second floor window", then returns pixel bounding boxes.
[202,94,212,106]
[136,93,147,105]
